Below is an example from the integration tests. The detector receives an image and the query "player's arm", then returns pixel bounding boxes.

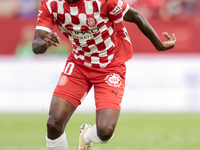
[123,7,177,51]
[32,30,60,54]
[32,0,60,54]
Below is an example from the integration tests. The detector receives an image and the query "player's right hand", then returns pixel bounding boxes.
[161,32,177,50]
[43,32,61,47]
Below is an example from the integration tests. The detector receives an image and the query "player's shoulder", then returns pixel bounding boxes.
[97,0,122,7]
[95,0,114,4]
[40,0,64,11]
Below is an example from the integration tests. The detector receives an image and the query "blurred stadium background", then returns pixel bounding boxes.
[0,0,200,149]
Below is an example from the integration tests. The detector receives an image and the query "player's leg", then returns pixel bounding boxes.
[47,96,76,139]
[46,96,76,150]
[78,63,126,149]
[84,108,120,141]
[96,108,120,141]
[93,64,125,142]
[78,109,119,150]
[46,60,92,150]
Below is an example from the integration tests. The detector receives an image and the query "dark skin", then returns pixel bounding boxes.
[123,7,177,51]
[32,4,177,140]
[67,0,80,3]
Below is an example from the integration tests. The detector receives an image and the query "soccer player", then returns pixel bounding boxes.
[32,0,177,149]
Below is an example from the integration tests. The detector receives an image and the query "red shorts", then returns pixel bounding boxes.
[53,60,126,111]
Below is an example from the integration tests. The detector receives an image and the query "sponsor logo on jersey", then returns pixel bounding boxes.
[66,28,99,40]
[109,0,123,15]
[86,17,97,27]
[104,73,122,87]
[58,75,68,86]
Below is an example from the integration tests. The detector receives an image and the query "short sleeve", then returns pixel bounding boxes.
[36,0,55,32]
[103,0,129,23]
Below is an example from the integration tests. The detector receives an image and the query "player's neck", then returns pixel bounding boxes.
[67,0,80,4]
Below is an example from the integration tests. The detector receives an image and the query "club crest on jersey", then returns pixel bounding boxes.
[104,73,122,87]
[86,16,97,27]
[58,75,68,86]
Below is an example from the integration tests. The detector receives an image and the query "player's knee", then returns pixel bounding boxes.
[97,125,114,141]
[47,117,64,139]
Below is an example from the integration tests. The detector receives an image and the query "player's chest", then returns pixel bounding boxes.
[55,12,100,29]
[51,1,105,30]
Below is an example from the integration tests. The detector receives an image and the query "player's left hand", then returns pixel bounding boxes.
[160,32,177,51]
[43,32,61,47]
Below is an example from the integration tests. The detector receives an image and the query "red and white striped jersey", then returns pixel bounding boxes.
[36,0,132,68]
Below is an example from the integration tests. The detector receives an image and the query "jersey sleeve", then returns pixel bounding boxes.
[36,0,55,32]
[103,0,129,23]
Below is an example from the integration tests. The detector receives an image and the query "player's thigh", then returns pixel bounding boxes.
[94,64,126,111]
[53,60,92,108]
[47,96,76,139]
[96,108,120,132]
[48,96,76,126]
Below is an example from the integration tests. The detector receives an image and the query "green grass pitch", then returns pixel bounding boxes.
[0,113,200,150]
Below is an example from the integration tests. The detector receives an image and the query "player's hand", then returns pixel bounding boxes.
[43,32,61,47]
[160,32,177,51]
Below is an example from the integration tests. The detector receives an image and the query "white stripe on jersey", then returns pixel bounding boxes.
[36,26,52,32]
[114,18,123,23]
[104,37,115,50]
[46,0,65,14]
[91,56,100,64]
[123,4,130,16]
[85,1,94,14]
[70,7,78,16]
